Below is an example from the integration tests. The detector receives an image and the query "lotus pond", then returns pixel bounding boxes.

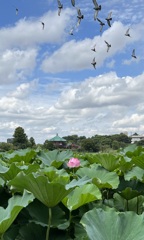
[0,144,144,240]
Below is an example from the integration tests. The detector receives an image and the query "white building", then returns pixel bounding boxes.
[131,135,144,144]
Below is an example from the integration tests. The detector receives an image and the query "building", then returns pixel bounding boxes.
[131,135,144,144]
[49,133,67,148]
[7,138,14,143]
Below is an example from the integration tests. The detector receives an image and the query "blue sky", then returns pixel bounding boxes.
[0,0,144,143]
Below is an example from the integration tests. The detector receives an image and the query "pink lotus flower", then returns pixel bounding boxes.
[67,158,80,168]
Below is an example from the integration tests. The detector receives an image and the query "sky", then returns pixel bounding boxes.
[0,0,144,144]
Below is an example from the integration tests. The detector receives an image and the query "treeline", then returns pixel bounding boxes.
[0,126,143,152]
[63,133,132,152]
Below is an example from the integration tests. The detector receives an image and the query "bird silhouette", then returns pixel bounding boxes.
[97,18,105,32]
[76,8,84,26]
[105,12,112,27]
[92,0,101,20]
[91,57,96,69]
[125,28,131,37]
[71,0,75,7]
[105,40,111,52]
[12,5,18,15]
[16,8,18,15]
[40,22,45,30]
[132,49,137,58]
[91,44,96,52]
[57,0,63,16]
[69,27,74,35]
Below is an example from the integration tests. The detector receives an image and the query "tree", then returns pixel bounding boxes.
[0,142,14,152]
[29,137,36,148]
[81,138,100,152]
[13,127,29,149]
[43,140,55,150]
[112,140,120,150]
[137,140,144,146]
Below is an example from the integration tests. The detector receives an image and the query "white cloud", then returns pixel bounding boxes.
[0,8,75,50]
[8,79,38,99]
[0,49,37,84]
[0,71,144,142]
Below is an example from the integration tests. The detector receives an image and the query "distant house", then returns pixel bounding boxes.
[66,143,81,150]
[49,133,67,148]
[131,135,144,144]
[7,138,14,144]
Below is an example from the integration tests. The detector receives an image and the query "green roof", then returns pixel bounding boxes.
[49,133,66,142]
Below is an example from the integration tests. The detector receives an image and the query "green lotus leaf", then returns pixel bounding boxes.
[132,155,144,169]
[0,177,5,187]
[6,149,37,164]
[77,164,119,189]
[19,223,46,240]
[2,225,20,240]
[0,162,40,181]
[27,198,69,229]
[126,146,144,158]
[62,184,101,211]
[119,156,133,173]
[0,159,8,167]
[91,153,120,171]
[37,149,73,167]
[0,190,34,237]
[74,223,88,240]
[65,176,92,190]
[81,207,144,240]
[125,166,144,181]
[9,172,72,207]
[42,167,69,184]
[119,187,141,200]
[114,193,144,214]
[121,144,137,155]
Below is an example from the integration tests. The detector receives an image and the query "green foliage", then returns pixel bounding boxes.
[81,138,100,152]
[0,190,34,237]
[37,149,73,167]
[28,137,36,148]
[9,171,72,207]
[13,127,29,149]
[43,140,55,150]
[0,142,14,152]
[81,208,144,240]
[0,145,143,239]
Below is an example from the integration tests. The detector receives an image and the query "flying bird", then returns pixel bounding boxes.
[105,12,112,27]
[40,21,45,30]
[12,5,19,15]
[92,0,101,20]
[91,57,96,69]
[125,28,131,37]
[71,0,75,7]
[76,8,84,26]
[15,8,18,15]
[57,0,63,16]
[97,18,105,32]
[132,49,137,58]
[105,40,111,52]
[69,27,74,35]
[91,44,96,52]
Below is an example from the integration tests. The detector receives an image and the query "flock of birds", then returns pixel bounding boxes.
[12,0,137,70]
[64,0,137,69]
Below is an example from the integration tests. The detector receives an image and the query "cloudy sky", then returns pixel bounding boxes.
[0,0,144,143]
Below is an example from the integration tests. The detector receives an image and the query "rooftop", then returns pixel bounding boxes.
[49,133,66,142]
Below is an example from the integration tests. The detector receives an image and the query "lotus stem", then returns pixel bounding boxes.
[137,196,139,214]
[46,207,52,240]
[126,200,129,211]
